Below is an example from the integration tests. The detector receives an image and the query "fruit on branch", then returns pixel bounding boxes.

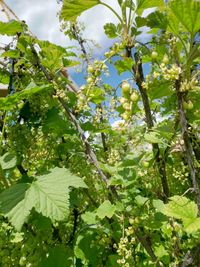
[151,51,158,59]
[86,77,93,84]
[122,81,131,93]
[123,103,131,110]
[119,97,127,104]
[142,161,149,168]
[87,65,94,73]
[130,91,139,102]
[162,54,169,64]
[183,100,194,110]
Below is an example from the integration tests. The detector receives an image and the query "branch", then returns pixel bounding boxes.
[59,97,109,186]
[71,23,89,64]
[30,44,118,200]
[175,78,200,214]
[69,23,108,152]
[134,229,162,267]
[132,51,169,200]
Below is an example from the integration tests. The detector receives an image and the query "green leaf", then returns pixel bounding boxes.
[42,108,72,135]
[96,200,116,219]
[155,245,168,258]
[162,196,198,220]
[0,21,22,36]
[38,40,73,71]
[149,80,172,100]
[183,218,200,234]
[146,11,168,30]
[2,50,20,59]
[135,195,148,206]
[82,211,97,224]
[30,168,87,221]
[0,82,52,111]
[152,199,165,212]
[114,58,134,74]
[38,246,73,267]
[161,196,200,233]
[89,86,105,104]
[60,0,100,22]
[0,152,17,170]
[0,68,10,84]
[135,16,147,28]
[0,183,32,231]
[136,0,164,15]
[169,0,200,36]
[144,131,164,144]
[104,23,118,38]
[62,58,80,68]
[0,168,87,231]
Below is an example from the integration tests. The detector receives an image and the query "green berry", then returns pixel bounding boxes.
[122,81,131,93]
[162,54,169,64]
[87,65,94,73]
[151,51,158,59]
[87,77,93,84]
[130,92,139,102]
[142,161,149,168]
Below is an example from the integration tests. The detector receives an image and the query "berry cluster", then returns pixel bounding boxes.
[119,81,139,121]
[160,63,181,81]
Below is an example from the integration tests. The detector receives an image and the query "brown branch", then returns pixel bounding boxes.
[58,96,109,186]
[70,23,108,152]
[134,229,162,267]
[132,51,169,200]
[71,23,89,64]
[175,78,200,214]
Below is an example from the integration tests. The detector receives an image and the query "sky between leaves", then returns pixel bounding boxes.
[1,0,152,53]
[0,0,152,89]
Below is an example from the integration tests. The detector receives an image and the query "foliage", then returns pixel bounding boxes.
[0,0,200,266]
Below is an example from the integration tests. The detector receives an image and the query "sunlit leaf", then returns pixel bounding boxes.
[0,21,22,36]
[136,0,164,15]
[0,168,87,231]
[96,200,116,219]
[61,0,100,21]
[169,0,200,36]
[0,152,17,170]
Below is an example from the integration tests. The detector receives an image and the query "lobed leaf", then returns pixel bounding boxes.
[169,0,200,36]
[0,21,22,36]
[96,200,116,219]
[60,0,100,22]
[0,168,87,231]
[0,152,17,170]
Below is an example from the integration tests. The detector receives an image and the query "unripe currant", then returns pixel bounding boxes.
[119,97,127,104]
[162,54,169,64]
[87,65,94,73]
[87,77,93,84]
[142,161,149,168]
[183,100,193,110]
[130,91,139,102]
[123,103,131,110]
[187,100,194,110]
[151,51,158,59]
[122,81,131,93]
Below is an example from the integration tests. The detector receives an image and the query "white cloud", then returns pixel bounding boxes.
[1,0,153,55]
